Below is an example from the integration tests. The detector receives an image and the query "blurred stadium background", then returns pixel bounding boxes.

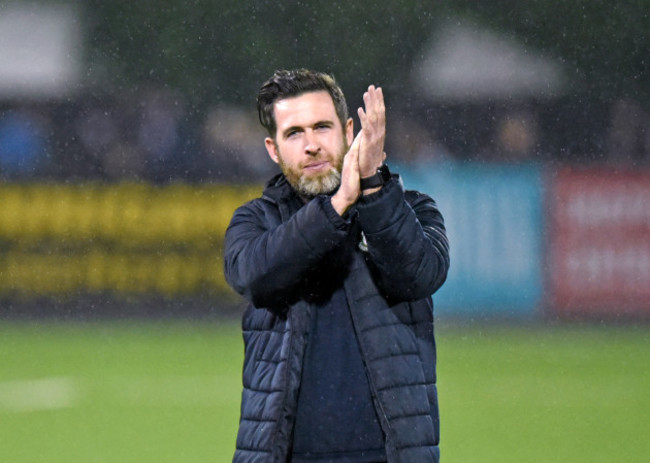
[1,1,648,462]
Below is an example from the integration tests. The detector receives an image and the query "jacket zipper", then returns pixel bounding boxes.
[345,268,398,463]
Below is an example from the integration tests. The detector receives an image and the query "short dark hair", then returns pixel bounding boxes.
[257,69,349,138]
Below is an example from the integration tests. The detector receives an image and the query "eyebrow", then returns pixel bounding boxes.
[281,125,303,139]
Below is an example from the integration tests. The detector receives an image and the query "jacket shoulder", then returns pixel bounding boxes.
[404,189,440,210]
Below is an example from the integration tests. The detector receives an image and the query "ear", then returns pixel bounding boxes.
[265,137,280,164]
[345,118,354,146]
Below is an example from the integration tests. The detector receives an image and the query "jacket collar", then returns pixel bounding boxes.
[263,173,305,206]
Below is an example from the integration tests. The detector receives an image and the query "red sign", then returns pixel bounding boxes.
[548,168,650,318]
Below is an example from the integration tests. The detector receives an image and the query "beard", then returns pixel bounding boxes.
[276,142,347,198]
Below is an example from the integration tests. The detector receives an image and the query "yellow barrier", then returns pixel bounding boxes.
[0,182,261,297]
[0,182,260,247]
[1,249,228,296]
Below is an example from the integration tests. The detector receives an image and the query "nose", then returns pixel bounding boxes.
[304,130,320,156]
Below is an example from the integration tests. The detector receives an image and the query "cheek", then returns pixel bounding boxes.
[276,143,300,166]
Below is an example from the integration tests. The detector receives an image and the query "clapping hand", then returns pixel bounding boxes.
[331,85,387,216]
[357,85,386,179]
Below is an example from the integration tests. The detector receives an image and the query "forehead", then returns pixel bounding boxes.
[273,91,339,130]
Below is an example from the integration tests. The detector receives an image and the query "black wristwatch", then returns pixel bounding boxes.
[360,164,391,190]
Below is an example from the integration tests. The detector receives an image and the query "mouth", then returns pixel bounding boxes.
[302,161,330,173]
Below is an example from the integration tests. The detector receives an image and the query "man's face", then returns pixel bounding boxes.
[265,91,353,197]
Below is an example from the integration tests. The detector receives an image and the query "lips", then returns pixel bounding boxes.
[303,161,330,173]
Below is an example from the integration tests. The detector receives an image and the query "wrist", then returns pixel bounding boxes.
[331,191,355,216]
[360,164,390,191]
[360,166,381,179]
[362,186,382,196]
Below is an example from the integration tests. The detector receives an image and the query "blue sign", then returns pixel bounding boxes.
[394,161,545,318]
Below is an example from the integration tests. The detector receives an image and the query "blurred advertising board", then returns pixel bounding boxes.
[548,168,650,318]
[0,183,259,301]
[395,162,544,318]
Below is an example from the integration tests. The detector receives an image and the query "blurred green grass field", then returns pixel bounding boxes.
[1,320,648,462]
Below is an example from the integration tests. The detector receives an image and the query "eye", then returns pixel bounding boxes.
[315,123,331,131]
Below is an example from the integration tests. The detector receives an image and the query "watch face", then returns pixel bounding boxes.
[379,164,391,182]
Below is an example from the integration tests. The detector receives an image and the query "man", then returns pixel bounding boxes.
[224,69,450,462]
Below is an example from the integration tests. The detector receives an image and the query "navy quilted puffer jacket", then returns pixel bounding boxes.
[224,173,450,462]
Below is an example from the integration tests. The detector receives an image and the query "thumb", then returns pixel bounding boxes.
[347,130,362,166]
[342,132,361,175]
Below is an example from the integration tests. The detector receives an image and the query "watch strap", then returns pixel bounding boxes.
[360,172,384,190]
[360,164,390,190]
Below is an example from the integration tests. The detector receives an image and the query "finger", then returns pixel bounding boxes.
[363,88,376,115]
[357,106,367,128]
[375,86,384,105]
[344,130,361,160]
[364,85,382,106]
[342,132,361,181]
[371,87,385,118]
[362,87,384,124]
[348,130,362,159]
